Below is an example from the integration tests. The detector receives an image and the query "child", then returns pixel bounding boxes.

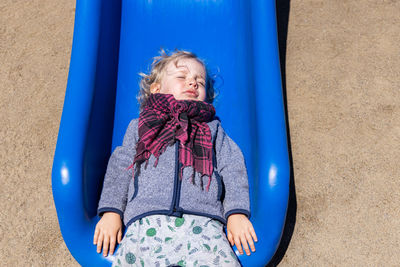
[93,49,257,266]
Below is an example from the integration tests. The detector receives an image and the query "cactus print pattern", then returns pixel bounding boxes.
[112,214,240,267]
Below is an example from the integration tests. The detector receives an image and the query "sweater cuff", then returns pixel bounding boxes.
[97,207,124,220]
[225,209,251,221]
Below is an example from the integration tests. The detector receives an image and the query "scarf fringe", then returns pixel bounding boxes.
[127,162,140,181]
[129,160,212,192]
[179,165,211,192]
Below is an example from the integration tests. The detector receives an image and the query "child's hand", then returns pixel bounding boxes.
[226,213,258,256]
[93,212,123,257]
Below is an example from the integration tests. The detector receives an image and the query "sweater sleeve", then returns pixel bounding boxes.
[97,119,139,220]
[214,122,251,220]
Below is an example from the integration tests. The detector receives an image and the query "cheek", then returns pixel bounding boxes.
[160,81,175,94]
[166,80,183,90]
[199,88,207,101]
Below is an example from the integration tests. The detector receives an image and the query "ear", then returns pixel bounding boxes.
[150,82,161,94]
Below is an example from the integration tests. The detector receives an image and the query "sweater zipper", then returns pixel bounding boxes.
[172,140,182,213]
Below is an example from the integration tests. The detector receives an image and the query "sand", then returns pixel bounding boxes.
[0,0,399,266]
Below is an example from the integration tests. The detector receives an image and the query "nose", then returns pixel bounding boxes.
[187,78,198,88]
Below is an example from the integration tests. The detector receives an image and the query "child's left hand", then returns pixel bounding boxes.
[226,213,258,256]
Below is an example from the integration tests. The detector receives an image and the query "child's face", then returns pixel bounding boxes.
[150,58,207,101]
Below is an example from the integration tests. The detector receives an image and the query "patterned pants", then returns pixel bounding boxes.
[111,214,241,267]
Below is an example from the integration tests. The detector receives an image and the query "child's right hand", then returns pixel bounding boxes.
[93,212,123,257]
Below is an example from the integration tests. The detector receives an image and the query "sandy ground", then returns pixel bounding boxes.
[1,0,399,266]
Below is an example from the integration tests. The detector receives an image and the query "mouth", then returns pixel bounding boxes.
[183,90,198,97]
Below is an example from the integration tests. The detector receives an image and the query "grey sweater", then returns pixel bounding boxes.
[97,118,250,228]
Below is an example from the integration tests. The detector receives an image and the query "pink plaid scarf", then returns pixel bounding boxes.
[129,93,216,191]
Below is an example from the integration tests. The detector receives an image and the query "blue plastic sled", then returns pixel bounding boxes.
[52,0,290,266]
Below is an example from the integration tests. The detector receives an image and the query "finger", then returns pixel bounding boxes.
[227,231,233,246]
[233,235,243,255]
[97,233,104,254]
[245,232,256,252]
[109,235,116,255]
[93,227,99,245]
[240,234,251,255]
[117,229,122,244]
[103,235,110,256]
[249,226,258,242]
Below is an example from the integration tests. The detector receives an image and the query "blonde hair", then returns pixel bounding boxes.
[137,48,216,111]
